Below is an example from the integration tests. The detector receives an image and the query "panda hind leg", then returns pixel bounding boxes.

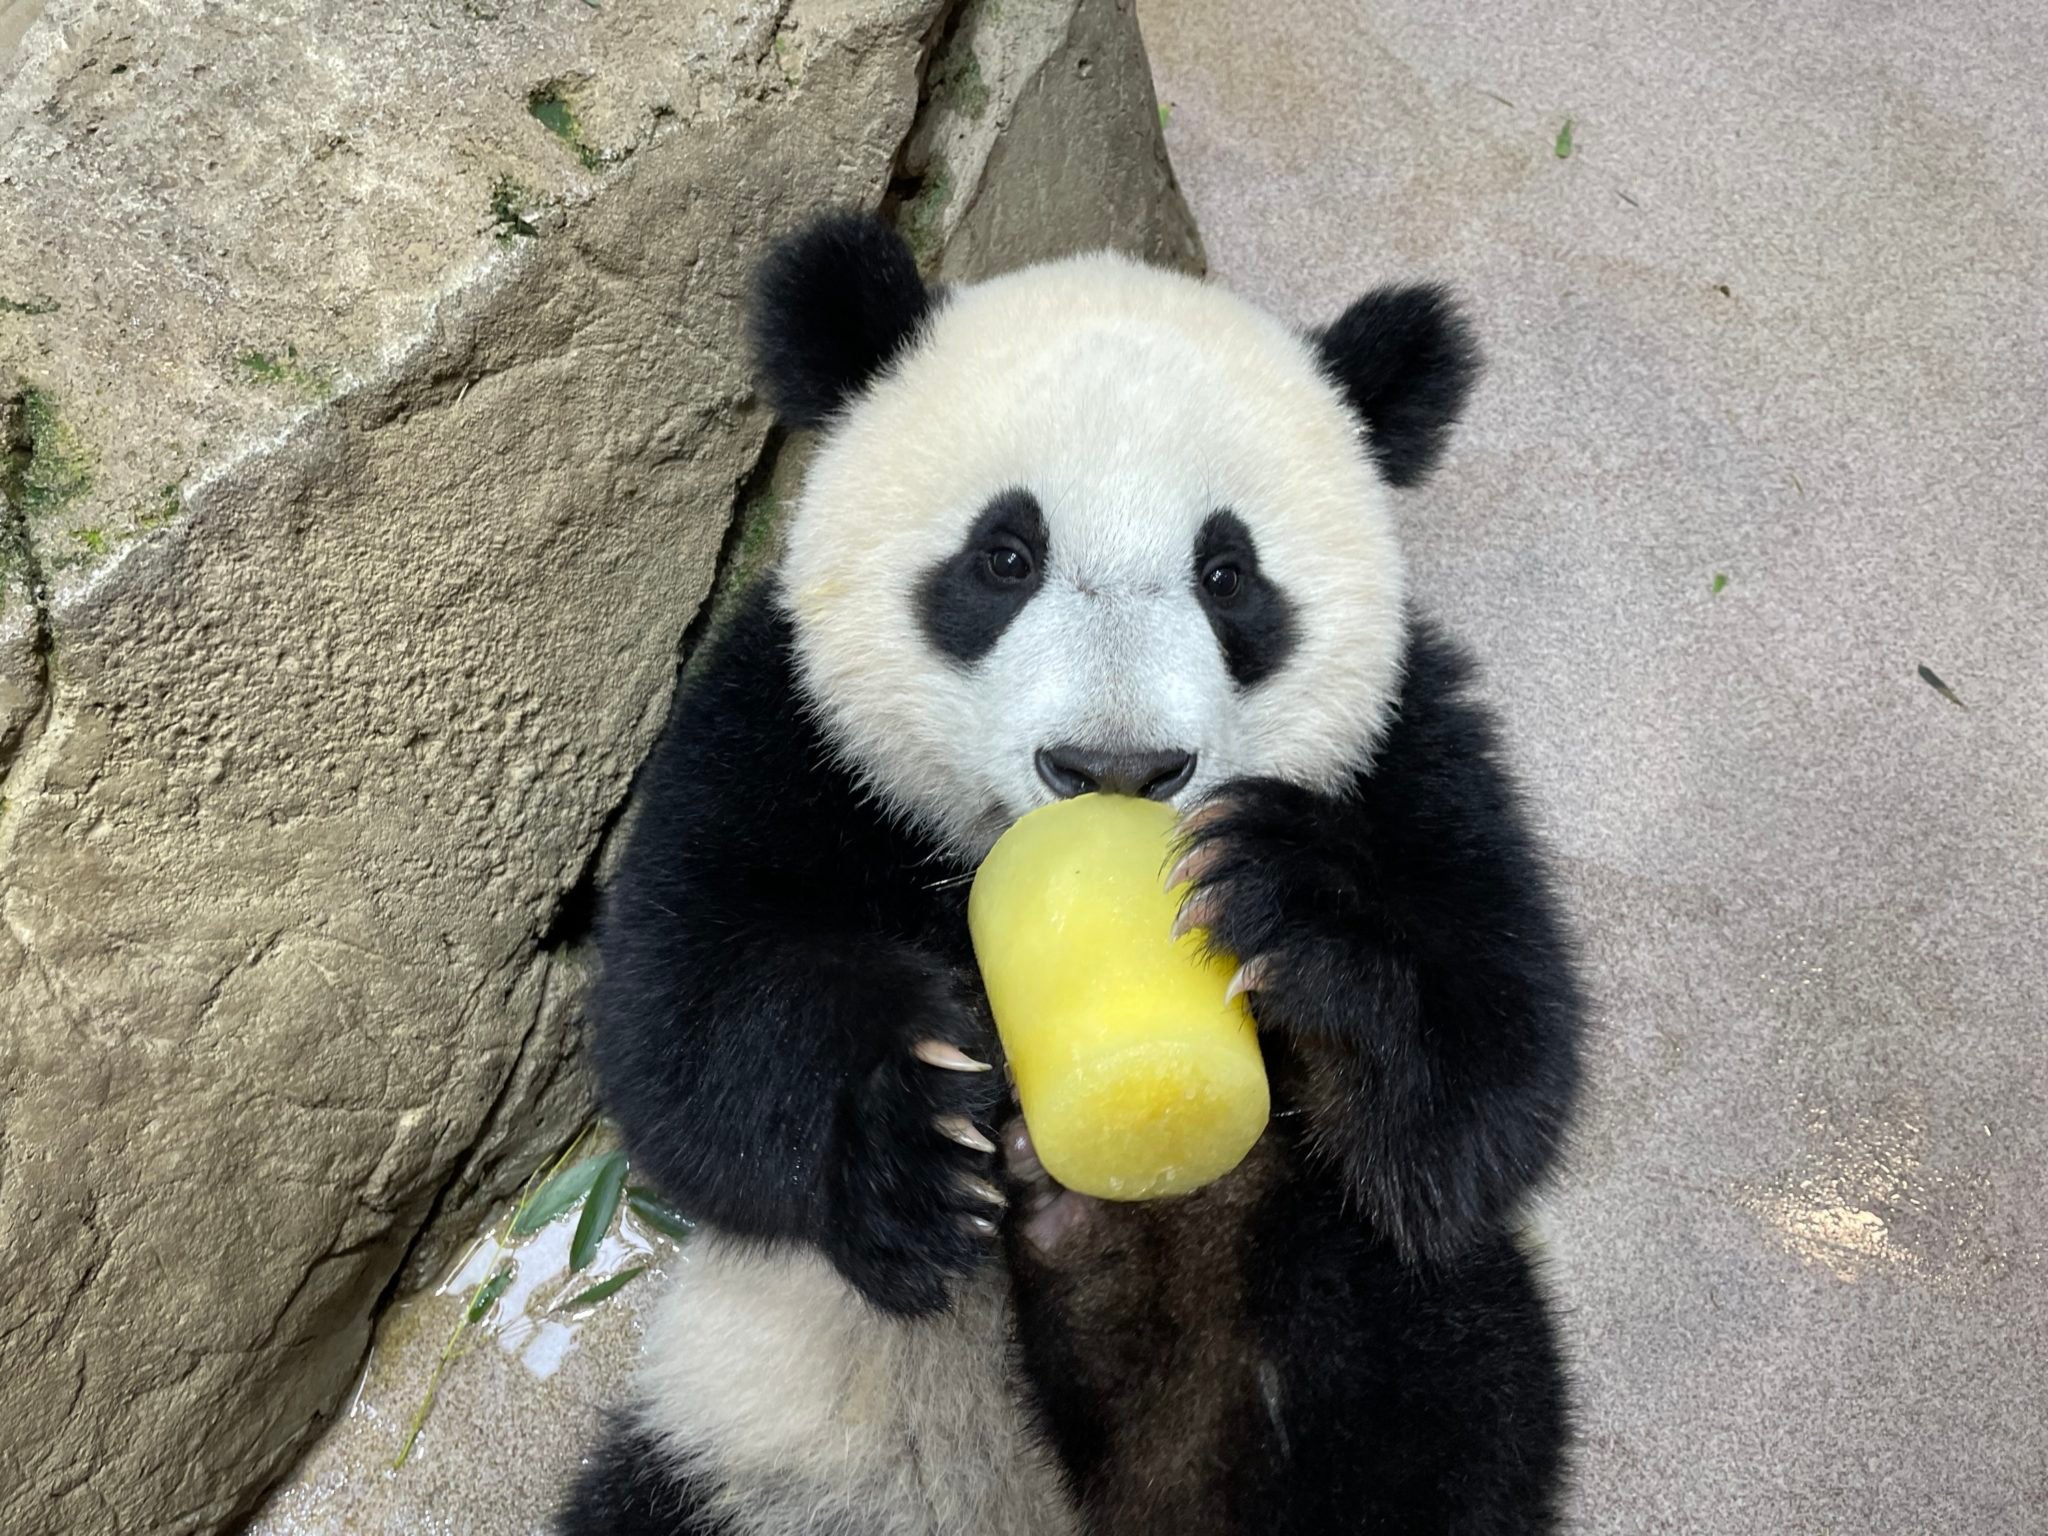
[558,1416,732,1536]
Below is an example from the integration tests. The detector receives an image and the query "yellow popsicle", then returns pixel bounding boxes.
[968,794,1269,1200]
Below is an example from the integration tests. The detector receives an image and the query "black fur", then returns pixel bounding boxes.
[588,592,1002,1319]
[1313,285,1480,487]
[1172,620,1581,1266]
[1009,1118,1568,1535]
[575,580,1580,1534]
[1192,509,1297,687]
[747,212,936,429]
[559,1419,733,1536]
[916,488,1050,664]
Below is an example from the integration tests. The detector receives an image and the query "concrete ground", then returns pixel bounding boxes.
[248,1169,669,1536]
[1139,0,2047,1528]
[254,4,2046,1531]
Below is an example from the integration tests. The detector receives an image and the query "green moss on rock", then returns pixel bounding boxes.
[488,175,544,242]
[728,491,785,594]
[899,154,954,268]
[772,32,803,84]
[4,385,96,522]
[142,479,185,530]
[701,485,791,636]
[528,85,605,171]
[942,51,989,120]
[235,345,333,399]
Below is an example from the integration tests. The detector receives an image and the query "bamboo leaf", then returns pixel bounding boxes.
[627,1187,697,1243]
[466,1267,514,1325]
[558,1265,646,1311]
[570,1151,630,1272]
[510,1152,606,1237]
[1554,118,1574,158]
[1916,663,1968,709]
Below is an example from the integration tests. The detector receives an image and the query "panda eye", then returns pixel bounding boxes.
[984,544,1034,584]
[1202,561,1244,602]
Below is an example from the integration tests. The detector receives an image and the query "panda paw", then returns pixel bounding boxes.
[1002,1117,1094,1257]
[1169,779,1368,1038]
[824,1010,1008,1317]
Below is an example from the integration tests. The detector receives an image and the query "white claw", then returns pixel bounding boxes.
[915,1040,993,1073]
[1166,802,1233,885]
[964,1213,1000,1237]
[959,1175,1008,1209]
[1224,956,1273,1005]
[1171,888,1223,942]
[1164,840,1221,894]
[935,1114,996,1153]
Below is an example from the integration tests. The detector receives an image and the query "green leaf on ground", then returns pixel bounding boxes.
[466,1267,514,1325]
[559,1266,645,1311]
[510,1153,607,1236]
[627,1187,697,1242]
[1710,573,1728,595]
[1555,118,1574,158]
[1916,664,1967,709]
[570,1151,630,1272]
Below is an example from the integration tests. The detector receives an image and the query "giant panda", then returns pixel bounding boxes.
[560,212,1583,1536]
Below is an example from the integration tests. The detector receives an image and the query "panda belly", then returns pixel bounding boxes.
[629,1232,1078,1536]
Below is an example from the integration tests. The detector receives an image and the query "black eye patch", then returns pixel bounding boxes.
[916,489,1049,665]
[1193,510,1297,687]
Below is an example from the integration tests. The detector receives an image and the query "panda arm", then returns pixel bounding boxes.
[591,590,1003,1315]
[1177,619,1582,1263]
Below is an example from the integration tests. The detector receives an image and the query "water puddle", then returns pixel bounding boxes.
[249,1130,692,1534]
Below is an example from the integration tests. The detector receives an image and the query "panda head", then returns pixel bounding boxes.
[752,212,1479,860]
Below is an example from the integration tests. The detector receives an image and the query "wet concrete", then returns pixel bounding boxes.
[246,1150,680,1536]
[1139,0,2048,1528]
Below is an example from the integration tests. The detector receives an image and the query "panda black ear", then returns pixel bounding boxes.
[1313,285,1480,488]
[747,211,935,430]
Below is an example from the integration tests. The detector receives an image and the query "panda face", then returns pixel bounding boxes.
[776,249,1438,860]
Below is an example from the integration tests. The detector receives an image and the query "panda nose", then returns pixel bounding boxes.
[1035,745,1197,801]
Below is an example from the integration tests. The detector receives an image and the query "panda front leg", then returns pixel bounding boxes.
[602,917,1010,1315]
[1168,622,1583,1266]
[587,617,1014,1316]
[559,595,1061,1535]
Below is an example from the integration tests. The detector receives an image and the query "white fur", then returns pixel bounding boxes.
[633,1234,1076,1536]
[779,252,1409,858]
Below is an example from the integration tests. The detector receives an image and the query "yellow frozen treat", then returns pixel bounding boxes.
[967,794,1269,1200]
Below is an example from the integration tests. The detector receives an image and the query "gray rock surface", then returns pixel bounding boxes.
[0,0,1193,1532]
[1141,0,2048,1528]
[2,0,790,746]
[899,0,1202,281]
[0,0,929,1527]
